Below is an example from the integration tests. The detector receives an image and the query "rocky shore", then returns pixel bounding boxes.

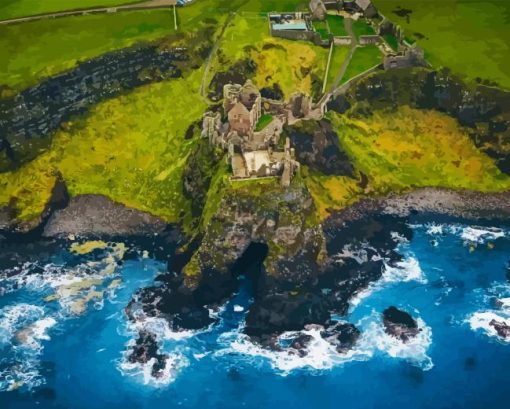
[328,187,510,226]
[43,194,168,238]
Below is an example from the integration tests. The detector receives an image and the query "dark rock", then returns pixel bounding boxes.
[383,306,420,342]
[43,194,167,238]
[208,59,257,101]
[321,322,361,353]
[285,119,355,176]
[489,319,510,340]
[289,333,313,357]
[127,330,168,378]
[260,83,284,101]
[244,292,330,339]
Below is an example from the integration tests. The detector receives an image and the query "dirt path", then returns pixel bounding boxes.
[199,12,236,102]
[0,0,177,26]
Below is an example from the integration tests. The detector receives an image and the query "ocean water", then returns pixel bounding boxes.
[1,221,510,409]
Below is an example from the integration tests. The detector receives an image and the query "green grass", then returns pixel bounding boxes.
[0,0,141,20]
[342,45,381,83]
[383,33,399,51]
[307,107,510,219]
[0,10,178,91]
[0,0,254,91]
[326,45,350,89]
[255,114,274,131]
[326,14,347,36]
[373,0,510,89]
[313,20,329,40]
[0,70,207,223]
[208,13,329,99]
[351,18,375,39]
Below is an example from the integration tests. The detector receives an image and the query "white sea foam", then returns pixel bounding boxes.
[218,313,433,375]
[467,311,510,343]
[233,305,245,312]
[224,326,372,374]
[360,315,433,370]
[460,226,505,244]
[119,353,189,386]
[0,304,57,391]
[349,256,426,309]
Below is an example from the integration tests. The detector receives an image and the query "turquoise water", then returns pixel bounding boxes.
[1,221,510,408]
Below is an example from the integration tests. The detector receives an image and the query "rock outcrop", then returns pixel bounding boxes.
[43,194,168,238]
[383,306,420,342]
[489,319,510,340]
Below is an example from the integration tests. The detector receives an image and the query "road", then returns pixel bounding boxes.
[0,0,177,26]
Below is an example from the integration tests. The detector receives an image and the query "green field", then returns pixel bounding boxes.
[0,10,178,91]
[373,0,510,89]
[0,0,141,20]
[325,45,350,90]
[256,114,274,131]
[313,19,329,40]
[307,107,510,219]
[342,45,381,83]
[326,14,347,36]
[351,18,375,38]
[0,70,206,224]
[382,32,398,51]
[0,0,280,92]
[208,13,329,99]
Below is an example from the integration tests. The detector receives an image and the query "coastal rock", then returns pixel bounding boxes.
[0,174,69,234]
[127,330,168,378]
[43,194,167,238]
[489,319,510,340]
[289,333,314,357]
[321,322,361,354]
[383,306,420,342]
[285,119,355,177]
[245,292,330,339]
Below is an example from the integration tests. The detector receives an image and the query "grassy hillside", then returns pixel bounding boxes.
[0,10,178,91]
[373,0,510,89]
[0,70,206,223]
[307,107,510,219]
[342,45,381,83]
[0,0,140,20]
[208,13,329,99]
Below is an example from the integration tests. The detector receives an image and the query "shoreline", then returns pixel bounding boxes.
[325,187,510,228]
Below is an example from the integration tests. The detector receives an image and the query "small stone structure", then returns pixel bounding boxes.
[202,80,300,187]
[383,45,426,70]
[311,0,378,18]
[309,0,327,20]
[269,12,330,46]
[359,34,381,45]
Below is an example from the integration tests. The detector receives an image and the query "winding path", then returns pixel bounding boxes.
[199,12,236,102]
[0,0,177,26]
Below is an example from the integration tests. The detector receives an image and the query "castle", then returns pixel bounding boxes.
[201,80,300,187]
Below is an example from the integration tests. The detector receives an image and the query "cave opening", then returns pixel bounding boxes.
[231,242,269,295]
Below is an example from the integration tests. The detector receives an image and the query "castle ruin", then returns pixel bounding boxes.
[202,80,300,187]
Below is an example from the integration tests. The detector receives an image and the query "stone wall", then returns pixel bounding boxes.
[359,35,381,45]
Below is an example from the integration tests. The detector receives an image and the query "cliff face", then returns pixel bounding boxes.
[0,45,188,171]
[126,172,413,350]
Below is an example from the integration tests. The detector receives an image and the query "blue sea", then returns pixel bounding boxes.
[1,221,510,409]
